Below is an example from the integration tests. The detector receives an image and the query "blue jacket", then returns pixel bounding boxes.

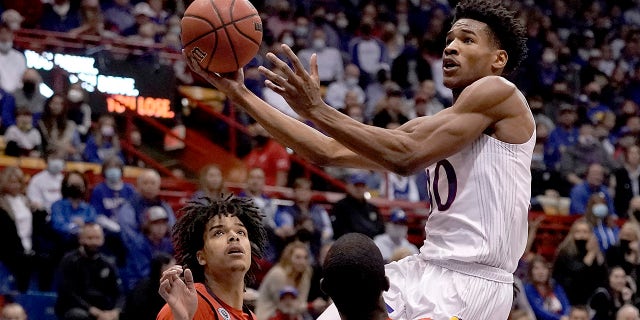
[524,282,571,320]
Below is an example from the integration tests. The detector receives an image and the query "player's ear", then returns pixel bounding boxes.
[492,49,508,71]
[319,278,328,295]
[196,250,206,265]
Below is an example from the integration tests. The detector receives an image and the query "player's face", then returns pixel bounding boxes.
[199,215,252,277]
[442,19,505,90]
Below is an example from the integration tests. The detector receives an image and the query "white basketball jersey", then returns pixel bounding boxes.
[420,104,534,282]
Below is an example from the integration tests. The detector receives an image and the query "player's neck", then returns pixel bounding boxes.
[204,274,246,309]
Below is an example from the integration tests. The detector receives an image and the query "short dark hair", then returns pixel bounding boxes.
[453,0,527,74]
[171,194,267,285]
[321,233,389,319]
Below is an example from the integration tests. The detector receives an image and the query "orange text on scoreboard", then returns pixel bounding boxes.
[107,95,175,119]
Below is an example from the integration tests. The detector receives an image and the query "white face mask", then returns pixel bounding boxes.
[0,41,12,53]
[67,89,84,103]
[312,38,326,50]
[47,159,65,174]
[345,77,358,86]
[386,223,408,240]
[281,36,294,47]
[592,203,608,218]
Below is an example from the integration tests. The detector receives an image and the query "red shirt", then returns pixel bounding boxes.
[244,140,290,186]
[157,283,254,320]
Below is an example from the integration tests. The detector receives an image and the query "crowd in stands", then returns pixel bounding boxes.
[2,0,640,319]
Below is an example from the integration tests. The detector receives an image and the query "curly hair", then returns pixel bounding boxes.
[453,0,527,74]
[171,194,267,285]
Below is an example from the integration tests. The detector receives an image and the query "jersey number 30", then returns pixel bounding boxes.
[425,160,458,213]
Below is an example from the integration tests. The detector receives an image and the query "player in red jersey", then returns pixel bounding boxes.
[157,195,267,320]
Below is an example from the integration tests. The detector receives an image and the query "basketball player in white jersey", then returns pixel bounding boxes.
[182,0,532,318]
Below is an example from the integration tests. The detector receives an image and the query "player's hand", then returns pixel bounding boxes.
[259,44,324,118]
[159,265,198,320]
[183,50,247,100]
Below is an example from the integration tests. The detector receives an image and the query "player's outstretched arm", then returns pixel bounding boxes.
[183,53,384,171]
[260,45,528,175]
[158,265,197,320]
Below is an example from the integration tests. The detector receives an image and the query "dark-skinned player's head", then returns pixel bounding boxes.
[451,0,527,75]
[171,194,266,285]
[321,233,389,320]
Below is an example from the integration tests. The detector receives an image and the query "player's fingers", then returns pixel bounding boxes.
[259,66,290,90]
[184,268,195,291]
[159,279,171,298]
[264,79,286,94]
[281,44,309,78]
[310,53,319,81]
[265,52,300,86]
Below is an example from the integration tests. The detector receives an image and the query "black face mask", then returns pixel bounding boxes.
[575,239,588,254]
[66,184,85,199]
[620,239,632,253]
[22,81,36,96]
[253,135,269,147]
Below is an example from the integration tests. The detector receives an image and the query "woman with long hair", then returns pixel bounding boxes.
[191,164,227,203]
[553,218,608,305]
[524,255,571,320]
[256,241,313,320]
[584,192,619,252]
[37,93,81,160]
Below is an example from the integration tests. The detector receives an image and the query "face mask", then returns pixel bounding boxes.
[294,26,308,37]
[542,51,557,64]
[336,18,348,29]
[575,239,588,254]
[0,41,12,53]
[66,184,85,199]
[101,125,115,137]
[281,36,294,47]
[67,89,84,103]
[592,203,608,218]
[104,167,122,183]
[47,159,65,174]
[620,239,632,253]
[345,77,358,86]
[532,153,544,162]
[22,81,36,95]
[312,39,326,50]
[386,224,408,240]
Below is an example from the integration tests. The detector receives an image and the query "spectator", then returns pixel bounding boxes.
[1,303,27,320]
[331,172,384,240]
[612,144,640,218]
[379,170,427,202]
[348,21,388,86]
[256,241,313,320]
[584,192,620,252]
[0,87,16,133]
[553,218,608,305]
[567,306,590,320]
[37,94,82,160]
[606,222,640,281]
[239,167,278,262]
[0,166,54,291]
[559,123,616,187]
[103,0,135,34]
[324,63,365,110]
[373,208,419,262]
[264,0,294,41]
[617,304,640,320]
[121,252,175,320]
[524,255,571,320]
[371,82,410,129]
[11,69,46,126]
[411,80,445,118]
[297,28,344,85]
[39,0,81,32]
[50,170,97,250]
[545,103,579,173]
[1,9,24,31]
[120,2,155,37]
[127,169,176,233]
[274,177,333,263]
[0,23,26,94]
[4,108,42,157]
[65,83,92,141]
[191,164,227,203]
[82,114,124,163]
[54,223,124,320]
[26,148,64,213]
[569,163,615,215]
[590,266,637,320]
[68,0,119,39]
[267,287,305,320]
[244,123,291,187]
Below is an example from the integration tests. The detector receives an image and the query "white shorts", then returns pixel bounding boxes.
[383,255,513,320]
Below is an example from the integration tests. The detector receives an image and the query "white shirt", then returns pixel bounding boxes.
[0,48,26,93]
[27,169,63,212]
[298,46,344,83]
[7,195,33,252]
[324,81,366,110]
[4,126,42,150]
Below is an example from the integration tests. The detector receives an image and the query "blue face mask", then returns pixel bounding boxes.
[592,203,608,218]
[104,167,122,183]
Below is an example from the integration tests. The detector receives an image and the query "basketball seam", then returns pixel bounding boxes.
[207,0,238,70]
[182,14,258,50]
[225,0,240,69]
[230,17,261,47]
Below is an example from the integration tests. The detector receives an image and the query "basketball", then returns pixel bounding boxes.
[181,0,262,73]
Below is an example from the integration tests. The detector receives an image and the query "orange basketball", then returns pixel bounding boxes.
[181,0,262,73]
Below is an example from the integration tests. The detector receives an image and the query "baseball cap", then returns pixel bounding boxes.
[389,208,407,223]
[279,286,298,299]
[349,172,368,185]
[146,206,168,223]
[133,2,155,18]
